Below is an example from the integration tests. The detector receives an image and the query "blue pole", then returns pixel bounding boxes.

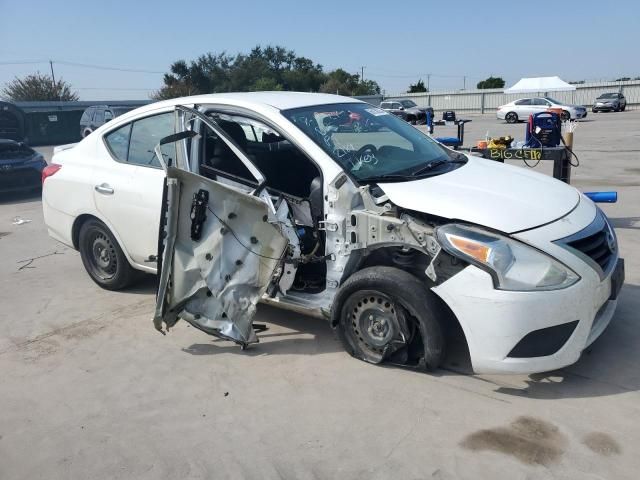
[584,191,617,203]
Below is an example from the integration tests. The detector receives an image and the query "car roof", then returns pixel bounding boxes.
[128,92,363,117]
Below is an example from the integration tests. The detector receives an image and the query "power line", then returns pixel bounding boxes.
[54,60,165,74]
[0,59,165,74]
[75,87,156,91]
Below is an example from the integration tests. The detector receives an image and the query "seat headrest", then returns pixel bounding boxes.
[218,120,247,150]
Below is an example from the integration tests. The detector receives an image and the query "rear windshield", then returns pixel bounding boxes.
[112,107,134,116]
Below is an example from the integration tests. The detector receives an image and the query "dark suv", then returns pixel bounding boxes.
[80,105,134,138]
[379,99,434,124]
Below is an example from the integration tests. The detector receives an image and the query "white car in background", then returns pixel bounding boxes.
[497,97,588,123]
[42,92,622,375]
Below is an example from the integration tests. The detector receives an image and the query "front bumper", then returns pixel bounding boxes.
[574,110,588,119]
[593,104,617,112]
[432,197,622,374]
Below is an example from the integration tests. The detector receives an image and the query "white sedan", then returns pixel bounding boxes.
[497,97,588,123]
[42,92,622,374]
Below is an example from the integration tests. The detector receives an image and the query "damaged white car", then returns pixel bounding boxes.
[43,92,624,374]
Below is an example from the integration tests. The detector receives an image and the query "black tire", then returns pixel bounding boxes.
[78,218,136,290]
[505,112,518,123]
[621,104,626,111]
[561,110,571,121]
[331,266,445,370]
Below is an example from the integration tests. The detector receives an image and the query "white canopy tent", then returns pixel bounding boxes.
[504,76,576,94]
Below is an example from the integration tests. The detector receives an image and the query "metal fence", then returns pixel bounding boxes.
[358,80,640,113]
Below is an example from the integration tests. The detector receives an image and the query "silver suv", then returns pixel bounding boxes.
[80,105,134,138]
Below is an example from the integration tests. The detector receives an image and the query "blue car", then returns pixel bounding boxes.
[0,139,47,193]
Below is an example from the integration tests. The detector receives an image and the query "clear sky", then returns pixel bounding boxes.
[1,0,638,100]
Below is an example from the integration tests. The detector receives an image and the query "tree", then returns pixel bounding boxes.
[250,77,283,91]
[407,79,427,93]
[2,72,78,101]
[152,45,327,100]
[319,69,380,96]
[476,76,505,89]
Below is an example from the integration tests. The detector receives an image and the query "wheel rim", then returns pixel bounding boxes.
[561,111,570,121]
[506,113,516,123]
[85,228,118,280]
[352,121,362,133]
[344,290,410,359]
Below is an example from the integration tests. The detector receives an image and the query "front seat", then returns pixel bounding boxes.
[308,176,323,224]
[208,120,252,179]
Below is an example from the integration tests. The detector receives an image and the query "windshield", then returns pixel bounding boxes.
[544,97,563,105]
[282,102,462,182]
[598,93,617,99]
[400,100,417,108]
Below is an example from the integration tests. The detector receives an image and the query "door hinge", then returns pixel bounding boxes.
[318,221,338,232]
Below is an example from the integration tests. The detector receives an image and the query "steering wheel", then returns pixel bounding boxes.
[354,144,378,159]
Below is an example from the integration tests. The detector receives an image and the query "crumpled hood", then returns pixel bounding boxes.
[377,156,580,234]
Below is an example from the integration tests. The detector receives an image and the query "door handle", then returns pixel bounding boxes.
[95,183,114,195]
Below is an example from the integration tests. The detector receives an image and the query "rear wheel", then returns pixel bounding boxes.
[78,219,136,290]
[332,266,445,370]
[505,112,518,123]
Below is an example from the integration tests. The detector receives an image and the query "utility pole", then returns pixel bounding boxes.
[49,60,56,85]
[463,75,466,90]
[426,73,431,92]
[361,66,365,82]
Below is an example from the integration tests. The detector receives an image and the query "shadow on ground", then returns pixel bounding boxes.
[609,216,640,230]
[168,279,640,400]
[182,303,343,357]
[0,188,42,206]
[493,283,640,400]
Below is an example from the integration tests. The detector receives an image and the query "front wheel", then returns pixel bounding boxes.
[78,219,136,290]
[561,110,571,121]
[332,266,445,370]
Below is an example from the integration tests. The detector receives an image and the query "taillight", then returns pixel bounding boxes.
[42,164,62,184]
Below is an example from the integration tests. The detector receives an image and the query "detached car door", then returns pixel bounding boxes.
[154,106,290,346]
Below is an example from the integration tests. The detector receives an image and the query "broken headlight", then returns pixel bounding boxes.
[436,224,579,291]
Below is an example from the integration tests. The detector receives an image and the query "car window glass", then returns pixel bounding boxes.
[532,98,547,106]
[128,112,175,168]
[515,99,531,106]
[81,110,91,123]
[104,110,114,121]
[104,123,131,162]
[94,109,104,123]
